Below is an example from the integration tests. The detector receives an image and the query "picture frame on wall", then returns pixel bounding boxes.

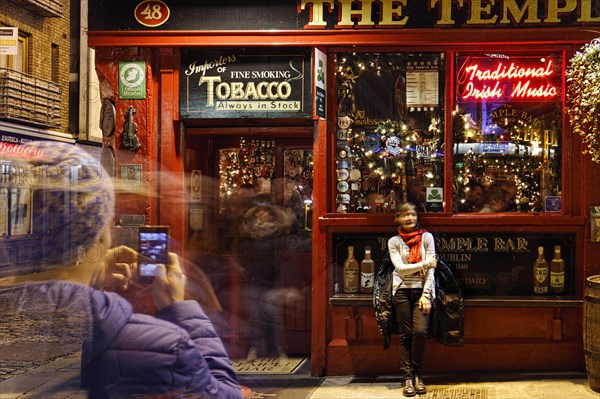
[121,164,142,187]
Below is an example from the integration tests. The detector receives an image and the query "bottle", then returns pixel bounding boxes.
[388,189,398,213]
[550,245,565,294]
[343,245,359,293]
[533,246,549,294]
[360,247,375,294]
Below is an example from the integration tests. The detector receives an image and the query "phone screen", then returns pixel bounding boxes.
[138,226,169,284]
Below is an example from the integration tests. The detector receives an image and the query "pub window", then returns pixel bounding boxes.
[0,33,29,73]
[335,52,445,214]
[453,52,562,214]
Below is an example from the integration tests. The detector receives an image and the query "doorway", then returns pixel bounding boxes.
[185,127,313,360]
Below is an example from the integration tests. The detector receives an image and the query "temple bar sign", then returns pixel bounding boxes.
[88,0,600,31]
[179,49,312,119]
[333,232,576,297]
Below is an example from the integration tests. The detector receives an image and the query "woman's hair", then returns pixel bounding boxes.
[18,141,115,264]
[395,202,418,218]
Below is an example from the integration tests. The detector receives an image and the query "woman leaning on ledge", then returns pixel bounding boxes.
[387,202,437,397]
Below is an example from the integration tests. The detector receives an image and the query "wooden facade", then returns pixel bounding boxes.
[87,1,600,377]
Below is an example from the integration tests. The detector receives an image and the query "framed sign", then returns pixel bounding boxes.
[180,48,311,119]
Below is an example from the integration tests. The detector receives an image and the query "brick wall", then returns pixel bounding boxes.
[0,0,71,132]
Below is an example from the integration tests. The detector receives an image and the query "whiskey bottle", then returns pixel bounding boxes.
[550,245,565,294]
[360,247,375,294]
[533,246,549,294]
[343,245,359,293]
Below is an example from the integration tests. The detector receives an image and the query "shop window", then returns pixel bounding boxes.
[335,52,445,214]
[453,53,562,213]
[0,33,29,73]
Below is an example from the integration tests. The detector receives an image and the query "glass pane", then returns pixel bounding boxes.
[283,149,313,230]
[453,53,562,213]
[336,52,445,213]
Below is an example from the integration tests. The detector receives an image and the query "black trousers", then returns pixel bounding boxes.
[392,288,430,380]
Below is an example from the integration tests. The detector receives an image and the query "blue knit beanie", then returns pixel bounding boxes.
[21,141,115,264]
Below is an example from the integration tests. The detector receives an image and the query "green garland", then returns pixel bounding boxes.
[566,37,600,164]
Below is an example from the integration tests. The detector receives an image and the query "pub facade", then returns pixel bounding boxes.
[84,0,600,376]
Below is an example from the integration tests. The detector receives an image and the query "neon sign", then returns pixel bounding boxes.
[456,57,559,102]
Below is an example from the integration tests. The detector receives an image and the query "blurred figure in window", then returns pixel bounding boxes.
[456,180,485,213]
[479,185,511,213]
[497,179,518,211]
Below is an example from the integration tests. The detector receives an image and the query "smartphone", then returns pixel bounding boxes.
[138,226,170,284]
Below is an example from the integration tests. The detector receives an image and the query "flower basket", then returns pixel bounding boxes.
[566,38,600,164]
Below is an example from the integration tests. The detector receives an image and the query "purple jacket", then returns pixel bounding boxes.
[0,281,242,399]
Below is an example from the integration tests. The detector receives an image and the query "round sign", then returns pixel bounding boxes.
[337,181,349,193]
[386,136,402,156]
[364,134,381,152]
[337,169,349,181]
[134,0,170,28]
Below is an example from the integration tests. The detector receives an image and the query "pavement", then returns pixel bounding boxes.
[1,351,599,399]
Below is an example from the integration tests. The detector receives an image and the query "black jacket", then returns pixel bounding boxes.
[373,251,397,349]
[373,255,464,348]
[431,259,465,346]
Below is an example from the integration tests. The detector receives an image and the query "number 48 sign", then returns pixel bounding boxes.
[134,0,170,28]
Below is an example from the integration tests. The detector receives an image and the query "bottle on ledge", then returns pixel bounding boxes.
[343,245,359,293]
[360,246,375,294]
[550,245,565,295]
[533,246,549,294]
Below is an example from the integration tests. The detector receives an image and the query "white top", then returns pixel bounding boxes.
[387,232,436,298]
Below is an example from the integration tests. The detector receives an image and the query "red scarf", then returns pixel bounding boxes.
[398,228,427,263]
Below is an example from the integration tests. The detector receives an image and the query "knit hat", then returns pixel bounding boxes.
[20,141,115,265]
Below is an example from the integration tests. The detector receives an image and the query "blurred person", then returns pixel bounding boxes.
[387,203,437,397]
[497,179,518,211]
[236,197,292,360]
[479,184,511,213]
[456,180,485,213]
[0,142,242,399]
[222,183,258,251]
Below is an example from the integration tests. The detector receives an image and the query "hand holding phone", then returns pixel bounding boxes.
[153,253,186,311]
[138,226,170,284]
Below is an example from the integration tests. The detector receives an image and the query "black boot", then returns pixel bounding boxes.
[414,375,426,395]
[402,378,416,397]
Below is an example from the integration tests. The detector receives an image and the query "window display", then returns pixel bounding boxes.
[453,53,563,213]
[335,52,445,213]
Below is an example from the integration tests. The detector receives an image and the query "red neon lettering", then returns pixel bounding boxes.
[464,60,553,81]
[461,81,504,100]
[511,81,558,98]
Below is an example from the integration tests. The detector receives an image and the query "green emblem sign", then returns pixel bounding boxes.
[119,61,146,99]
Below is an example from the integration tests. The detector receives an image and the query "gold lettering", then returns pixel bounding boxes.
[501,0,541,24]
[199,76,221,107]
[430,0,464,25]
[467,0,498,25]
[579,0,600,23]
[380,0,408,26]
[545,0,577,23]
[516,237,529,252]
[337,0,376,27]
[301,0,335,28]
